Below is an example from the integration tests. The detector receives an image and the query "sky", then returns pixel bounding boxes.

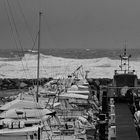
[1,0,140,50]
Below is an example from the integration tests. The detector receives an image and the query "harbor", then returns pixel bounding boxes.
[1,0,140,139]
[0,48,140,140]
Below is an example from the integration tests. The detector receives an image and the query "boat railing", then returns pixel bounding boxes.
[56,109,84,118]
[114,69,135,75]
[107,86,140,97]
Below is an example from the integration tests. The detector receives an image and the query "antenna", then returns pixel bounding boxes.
[124,40,127,55]
[36,12,42,103]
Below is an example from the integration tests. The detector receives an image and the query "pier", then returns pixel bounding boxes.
[116,103,139,140]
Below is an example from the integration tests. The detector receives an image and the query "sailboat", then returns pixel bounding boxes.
[0,3,99,138]
[0,12,58,140]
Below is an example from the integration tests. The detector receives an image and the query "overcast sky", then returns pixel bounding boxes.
[0,0,140,50]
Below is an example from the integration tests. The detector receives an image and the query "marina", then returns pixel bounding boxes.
[0,48,140,140]
[0,0,140,140]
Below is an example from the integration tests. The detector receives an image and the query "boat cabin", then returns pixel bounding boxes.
[112,48,138,98]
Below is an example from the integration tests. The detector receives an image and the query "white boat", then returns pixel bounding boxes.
[0,99,43,111]
[0,108,55,119]
[67,90,90,95]
[59,93,88,100]
[0,12,55,140]
[0,125,43,140]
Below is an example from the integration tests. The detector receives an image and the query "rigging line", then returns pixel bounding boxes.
[16,0,38,52]
[34,107,51,139]
[23,31,38,85]
[6,0,34,80]
[6,0,29,79]
[40,61,48,77]
[32,94,52,139]
[30,32,38,51]
[4,0,29,79]
[3,0,19,52]
[30,33,42,84]
[6,0,24,52]
[16,0,35,43]
[15,0,39,82]
[79,68,85,79]
[64,62,71,78]
[8,0,37,80]
[40,54,54,78]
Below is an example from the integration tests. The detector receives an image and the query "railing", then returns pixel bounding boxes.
[114,69,135,75]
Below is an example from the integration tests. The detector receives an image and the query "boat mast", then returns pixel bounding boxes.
[117,43,132,75]
[36,12,42,103]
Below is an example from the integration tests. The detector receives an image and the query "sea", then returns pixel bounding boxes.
[0,48,140,79]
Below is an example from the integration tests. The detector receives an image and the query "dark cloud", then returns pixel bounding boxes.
[0,0,140,50]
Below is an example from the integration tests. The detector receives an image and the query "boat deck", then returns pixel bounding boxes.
[116,103,139,140]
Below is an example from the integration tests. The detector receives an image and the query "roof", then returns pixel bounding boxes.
[67,90,89,95]
[0,125,42,135]
[0,99,43,111]
[0,108,53,119]
[58,93,88,100]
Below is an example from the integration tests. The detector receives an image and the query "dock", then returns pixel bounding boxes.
[116,103,139,140]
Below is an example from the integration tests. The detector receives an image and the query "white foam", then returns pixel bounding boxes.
[0,54,139,79]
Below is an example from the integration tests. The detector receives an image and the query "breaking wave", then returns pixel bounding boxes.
[0,53,139,79]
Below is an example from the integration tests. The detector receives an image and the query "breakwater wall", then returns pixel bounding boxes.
[0,77,53,90]
[0,78,139,90]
